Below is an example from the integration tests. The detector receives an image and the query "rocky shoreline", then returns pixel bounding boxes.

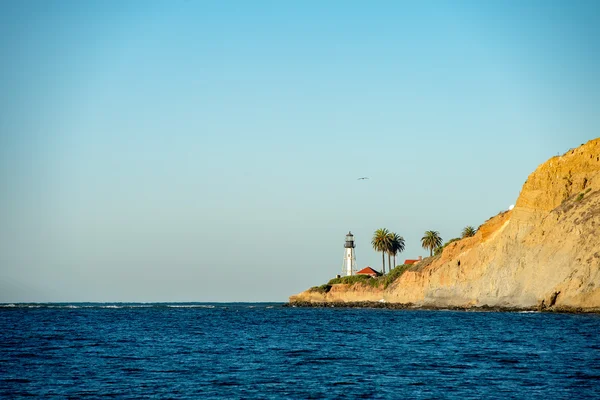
[285,301,600,313]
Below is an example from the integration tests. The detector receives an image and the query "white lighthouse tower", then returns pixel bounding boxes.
[342,231,356,276]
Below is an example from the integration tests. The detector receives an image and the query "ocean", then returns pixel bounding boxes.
[1,303,599,399]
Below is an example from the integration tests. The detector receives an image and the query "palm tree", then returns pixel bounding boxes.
[389,233,405,269]
[372,228,390,274]
[386,231,393,273]
[462,226,476,238]
[421,230,443,257]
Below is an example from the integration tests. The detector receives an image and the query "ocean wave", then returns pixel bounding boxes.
[167,305,215,308]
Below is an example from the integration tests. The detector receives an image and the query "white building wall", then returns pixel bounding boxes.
[344,248,355,276]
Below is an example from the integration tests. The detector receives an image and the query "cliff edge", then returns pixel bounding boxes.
[290,138,600,311]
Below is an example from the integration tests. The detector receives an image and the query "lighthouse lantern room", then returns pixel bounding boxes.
[343,231,357,276]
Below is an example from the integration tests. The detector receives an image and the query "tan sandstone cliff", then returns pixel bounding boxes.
[290,138,600,311]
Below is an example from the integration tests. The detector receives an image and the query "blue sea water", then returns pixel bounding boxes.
[1,303,599,399]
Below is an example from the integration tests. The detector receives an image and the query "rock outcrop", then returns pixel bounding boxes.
[290,139,600,311]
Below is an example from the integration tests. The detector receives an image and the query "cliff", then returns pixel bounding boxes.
[290,138,600,311]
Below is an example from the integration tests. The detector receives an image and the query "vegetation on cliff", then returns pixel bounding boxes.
[461,226,477,238]
[435,237,461,256]
[371,229,405,274]
[421,231,443,257]
[308,264,414,294]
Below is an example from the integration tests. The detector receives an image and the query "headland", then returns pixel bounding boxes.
[290,138,600,312]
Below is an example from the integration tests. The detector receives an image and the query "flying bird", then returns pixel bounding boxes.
[357,177,369,180]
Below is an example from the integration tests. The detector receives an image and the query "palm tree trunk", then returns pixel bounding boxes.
[393,255,396,269]
[430,248,433,257]
[382,251,385,274]
[388,254,391,273]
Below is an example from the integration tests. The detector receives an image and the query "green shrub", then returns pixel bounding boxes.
[317,265,413,291]
[381,264,412,289]
[309,284,332,294]
[328,274,373,285]
[575,193,584,202]
[367,277,383,288]
[585,188,592,193]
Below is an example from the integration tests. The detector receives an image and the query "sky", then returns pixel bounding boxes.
[1,1,599,302]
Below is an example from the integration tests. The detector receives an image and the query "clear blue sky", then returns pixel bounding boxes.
[1,1,598,302]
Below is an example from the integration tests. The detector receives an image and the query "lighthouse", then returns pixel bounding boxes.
[343,231,356,276]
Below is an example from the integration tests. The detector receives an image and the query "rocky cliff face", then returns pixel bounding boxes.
[290,139,600,311]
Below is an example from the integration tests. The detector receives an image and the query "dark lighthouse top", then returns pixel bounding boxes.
[344,231,356,248]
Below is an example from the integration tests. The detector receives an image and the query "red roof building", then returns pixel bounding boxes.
[356,266,381,277]
[404,256,423,265]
